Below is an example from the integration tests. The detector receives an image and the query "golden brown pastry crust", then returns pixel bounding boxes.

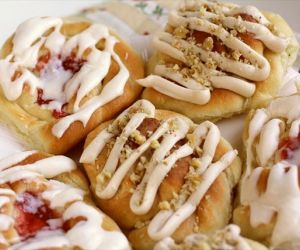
[83,109,241,250]
[142,10,299,123]
[0,19,144,154]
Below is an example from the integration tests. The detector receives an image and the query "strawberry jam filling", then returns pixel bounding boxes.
[278,131,300,165]
[62,54,85,74]
[14,192,59,239]
[34,52,86,118]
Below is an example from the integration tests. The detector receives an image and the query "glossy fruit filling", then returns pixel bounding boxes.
[34,52,86,118]
[14,192,59,239]
[278,132,300,165]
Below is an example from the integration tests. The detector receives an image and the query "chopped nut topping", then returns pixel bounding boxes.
[231,50,241,61]
[168,119,179,131]
[150,139,160,149]
[119,153,126,164]
[195,146,203,157]
[187,35,196,45]
[187,133,195,145]
[130,130,146,145]
[202,37,214,51]
[172,64,180,71]
[130,172,141,183]
[140,156,147,164]
[117,115,129,129]
[205,57,217,70]
[124,144,133,158]
[172,40,183,50]
[191,158,201,168]
[97,170,112,185]
[215,25,224,36]
[162,159,168,165]
[230,29,238,37]
[199,5,207,16]
[236,25,246,34]
[173,25,189,39]
[107,124,114,133]
[136,161,144,172]
[158,200,171,210]
[268,23,279,35]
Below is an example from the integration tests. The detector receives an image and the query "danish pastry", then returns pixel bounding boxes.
[138,0,299,122]
[154,224,267,250]
[81,99,241,249]
[0,150,131,249]
[0,16,143,154]
[233,93,300,248]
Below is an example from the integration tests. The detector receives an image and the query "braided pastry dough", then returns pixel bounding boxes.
[138,0,299,122]
[0,151,130,249]
[81,99,241,249]
[0,16,143,154]
[233,94,300,248]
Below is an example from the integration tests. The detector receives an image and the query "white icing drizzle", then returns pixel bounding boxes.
[240,94,300,246]
[9,230,70,250]
[81,99,237,241]
[154,224,252,250]
[0,155,76,182]
[0,17,130,138]
[64,201,130,250]
[138,1,288,105]
[80,99,156,164]
[0,151,131,250]
[0,150,36,170]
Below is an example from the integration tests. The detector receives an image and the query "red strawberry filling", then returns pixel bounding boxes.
[34,52,86,119]
[62,54,85,74]
[14,192,58,239]
[278,131,300,164]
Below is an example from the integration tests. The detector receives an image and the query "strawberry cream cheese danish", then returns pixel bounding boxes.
[0,150,131,249]
[0,16,143,154]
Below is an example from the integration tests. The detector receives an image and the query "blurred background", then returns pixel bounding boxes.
[0,0,299,46]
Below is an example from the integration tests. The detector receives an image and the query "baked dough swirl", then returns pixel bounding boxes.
[0,150,131,250]
[234,94,300,248]
[81,99,241,249]
[0,17,143,154]
[139,0,299,122]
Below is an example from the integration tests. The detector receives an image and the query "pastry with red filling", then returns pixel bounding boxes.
[233,93,300,249]
[0,150,131,249]
[0,16,144,154]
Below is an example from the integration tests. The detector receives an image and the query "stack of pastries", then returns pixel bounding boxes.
[0,0,299,249]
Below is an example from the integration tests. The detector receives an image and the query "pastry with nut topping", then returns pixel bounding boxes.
[138,0,299,122]
[80,99,241,249]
